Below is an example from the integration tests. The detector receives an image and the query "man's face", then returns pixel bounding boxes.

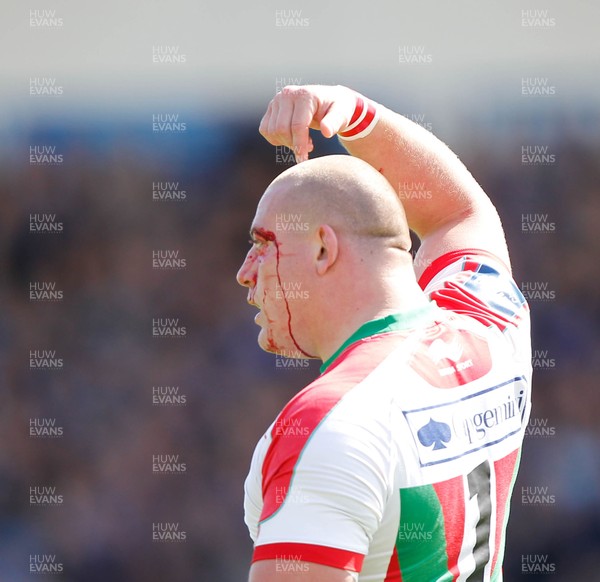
[236,193,315,359]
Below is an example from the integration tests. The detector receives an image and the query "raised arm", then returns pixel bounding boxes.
[259,85,510,278]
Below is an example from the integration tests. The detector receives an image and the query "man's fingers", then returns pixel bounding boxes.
[272,96,297,149]
[258,86,347,160]
[319,101,350,138]
[290,98,316,163]
[259,101,283,146]
[266,99,284,144]
[258,101,273,140]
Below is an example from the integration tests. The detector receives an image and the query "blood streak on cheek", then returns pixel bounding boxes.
[254,228,315,359]
[264,330,278,352]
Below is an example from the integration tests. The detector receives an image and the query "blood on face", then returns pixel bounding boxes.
[251,228,314,358]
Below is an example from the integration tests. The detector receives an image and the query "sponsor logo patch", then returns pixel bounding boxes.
[404,377,527,466]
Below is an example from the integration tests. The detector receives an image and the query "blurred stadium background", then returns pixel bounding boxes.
[1,0,599,580]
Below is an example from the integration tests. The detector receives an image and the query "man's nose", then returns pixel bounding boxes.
[236,251,256,288]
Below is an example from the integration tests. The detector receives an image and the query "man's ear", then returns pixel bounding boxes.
[315,224,339,276]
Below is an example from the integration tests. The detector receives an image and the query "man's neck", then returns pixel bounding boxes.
[314,278,430,364]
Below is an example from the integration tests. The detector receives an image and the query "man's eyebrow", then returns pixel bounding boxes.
[249,227,276,242]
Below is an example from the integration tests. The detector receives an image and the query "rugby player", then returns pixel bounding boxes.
[237,85,532,581]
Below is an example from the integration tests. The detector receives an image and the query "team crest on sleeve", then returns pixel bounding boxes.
[404,377,528,467]
[463,265,527,319]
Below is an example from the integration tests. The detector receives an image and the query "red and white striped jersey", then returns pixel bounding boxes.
[244,249,532,581]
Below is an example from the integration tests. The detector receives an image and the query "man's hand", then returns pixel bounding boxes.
[258,83,511,273]
[259,85,357,163]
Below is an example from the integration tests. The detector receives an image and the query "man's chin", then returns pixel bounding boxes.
[255,317,314,359]
[256,327,277,354]
[257,327,293,357]
[258,332,315,360]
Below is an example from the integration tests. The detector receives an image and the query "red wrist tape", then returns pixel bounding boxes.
[338,95,380,141]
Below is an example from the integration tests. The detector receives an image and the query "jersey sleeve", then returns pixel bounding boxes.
[418,248,529,333]
[251,381,391,574]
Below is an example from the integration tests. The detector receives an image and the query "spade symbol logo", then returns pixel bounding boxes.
[417,419,452,450]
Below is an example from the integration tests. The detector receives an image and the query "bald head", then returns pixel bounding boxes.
[264,155,412,251]
[239,155,428,361]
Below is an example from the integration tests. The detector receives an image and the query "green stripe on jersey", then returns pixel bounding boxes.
[491,449,522,582]
[397,485,452,582]
[320,303,438,374]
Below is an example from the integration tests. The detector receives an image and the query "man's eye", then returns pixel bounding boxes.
[250,238,267,248]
